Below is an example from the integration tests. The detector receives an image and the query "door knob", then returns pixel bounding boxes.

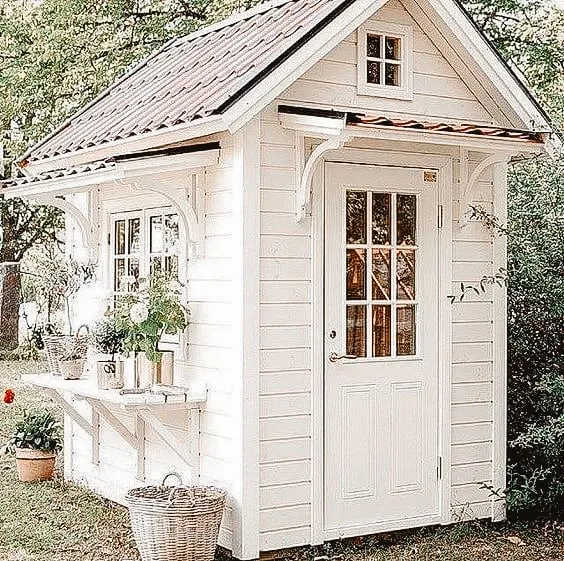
[328,352,358,363]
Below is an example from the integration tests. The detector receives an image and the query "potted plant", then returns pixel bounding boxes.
[4,408,62,482]
[114,274,188,388]
[92,316,126,389]
[58,346,86,380]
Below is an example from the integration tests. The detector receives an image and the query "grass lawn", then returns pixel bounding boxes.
[0,360,562,561]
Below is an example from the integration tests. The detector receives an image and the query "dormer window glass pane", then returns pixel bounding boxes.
[366,33,403,88]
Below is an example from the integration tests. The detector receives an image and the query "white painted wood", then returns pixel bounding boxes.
[324,162,440,535]
[492,162,508,522]
[230,117,261,560]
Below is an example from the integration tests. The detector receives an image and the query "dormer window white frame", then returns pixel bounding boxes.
[357,21,414,100]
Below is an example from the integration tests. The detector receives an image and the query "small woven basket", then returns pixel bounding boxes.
[126,474,226,561]
[44,324,89,376]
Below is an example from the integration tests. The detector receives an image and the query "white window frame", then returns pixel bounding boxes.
[357,21,414,100]
[109,205,187,357]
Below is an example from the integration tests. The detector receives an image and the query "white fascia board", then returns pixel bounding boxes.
[222,0,392,133]
[279,112,348,136]
[2,168,124,200]
[23,115,226,175]
[4,149,220,200]
[347,124,547,154]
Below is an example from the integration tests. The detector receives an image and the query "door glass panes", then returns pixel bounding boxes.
[150,215,163,253]
[372,249,390,299]
[397,194,416,245]
[148,211,180,280]
[164,214,180,253]
[397,305,416,356]
[344,190,418,358]
[347,306,366,357]
[128,218,141,254]
[346,191,367,243]
[372,193,391,244]
[347,250,366,300]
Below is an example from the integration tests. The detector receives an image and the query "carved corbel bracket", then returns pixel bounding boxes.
[459,150,512,227]
[120,178,204,258]
[34,194,99,261]
[296,134,352,222]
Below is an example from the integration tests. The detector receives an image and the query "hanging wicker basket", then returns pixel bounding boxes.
[126,473,227,561]
[44,324,89,376]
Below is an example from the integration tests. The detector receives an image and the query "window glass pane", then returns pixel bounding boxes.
[397,305,416,356]
[150,256,162,276]
[114,258,125,291]
[372,249,391,300]
[347,249,366,300]
[165,255,179,279]
[150,215,163,253]
[397,195,417,245]
[367,60,381,85]
[164,214,180,253]
[128,258,140,291]
[397,250,416,300]
[114,221,125,255]
[128,218,140,254]
[372,305,391,357]
[385,63,400,86]
[372,193,391,245]
[347,306,366,357]
[367,34,381,58]
[385,36,401,60]
[346,191,367,244]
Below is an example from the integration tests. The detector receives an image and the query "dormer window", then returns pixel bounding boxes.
[358,22,413,100]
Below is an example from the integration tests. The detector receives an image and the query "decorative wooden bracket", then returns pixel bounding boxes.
[296,134,351,222]
[123,178,204,258]
[33,194,99,261]
[459,149,512,227]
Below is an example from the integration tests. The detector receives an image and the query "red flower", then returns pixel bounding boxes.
[3,389,15,404]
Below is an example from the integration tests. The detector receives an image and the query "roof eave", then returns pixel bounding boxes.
[21,115,226,175]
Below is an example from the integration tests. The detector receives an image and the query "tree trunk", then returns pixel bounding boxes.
[0,262,21,351]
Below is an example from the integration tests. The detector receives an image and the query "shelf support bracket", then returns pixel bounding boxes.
[137,407,200,481]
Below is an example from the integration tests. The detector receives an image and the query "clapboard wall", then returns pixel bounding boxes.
[67,134,237,551]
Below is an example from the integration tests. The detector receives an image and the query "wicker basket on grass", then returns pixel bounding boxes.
[43,324,89,376]
[126,474,227,561]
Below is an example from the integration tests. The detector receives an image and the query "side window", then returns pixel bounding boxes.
[110,208,183,348]
[357,22,413,100]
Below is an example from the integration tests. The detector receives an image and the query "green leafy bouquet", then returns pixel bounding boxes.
[113,274,188,363]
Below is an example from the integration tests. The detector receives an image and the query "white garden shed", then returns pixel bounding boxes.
[2,0,558,558]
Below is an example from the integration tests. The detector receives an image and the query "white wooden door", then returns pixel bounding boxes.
[324,162,440,535]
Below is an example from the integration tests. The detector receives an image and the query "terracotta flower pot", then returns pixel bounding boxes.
[15,448,56,482]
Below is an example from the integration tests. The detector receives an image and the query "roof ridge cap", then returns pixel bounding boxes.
[179,0,299,43]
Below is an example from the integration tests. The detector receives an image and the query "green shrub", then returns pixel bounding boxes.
[506,158,564,519]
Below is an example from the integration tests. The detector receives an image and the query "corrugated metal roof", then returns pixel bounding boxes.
[349,115,543,142]
[25,0,347,163]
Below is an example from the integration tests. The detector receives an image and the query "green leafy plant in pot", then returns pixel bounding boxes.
[92,316,126,389]
[3,406,62,482]
[114,274,188,388]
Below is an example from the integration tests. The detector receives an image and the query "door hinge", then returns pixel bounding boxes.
[107,233,111,246]
[437,204,444,229]
[437,456,443,480]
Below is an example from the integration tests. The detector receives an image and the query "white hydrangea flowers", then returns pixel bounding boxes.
[129,302,149,324]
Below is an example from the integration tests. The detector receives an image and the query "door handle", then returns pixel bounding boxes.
[328,352,358,363]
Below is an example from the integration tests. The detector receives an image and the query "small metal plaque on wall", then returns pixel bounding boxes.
[424,170,438,183]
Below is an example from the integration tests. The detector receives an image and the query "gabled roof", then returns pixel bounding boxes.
[20,0,557,168]
[22,0,349,163]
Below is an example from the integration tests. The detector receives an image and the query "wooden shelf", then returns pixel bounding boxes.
[23,374,207,482]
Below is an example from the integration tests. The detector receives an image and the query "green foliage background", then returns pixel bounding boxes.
[463,0,564,518]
